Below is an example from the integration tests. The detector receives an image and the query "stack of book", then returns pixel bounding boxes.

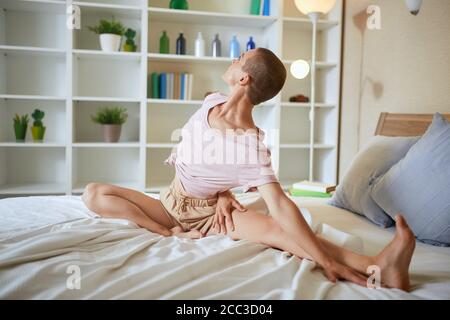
[149,72,194,100]
[289,180,336,198]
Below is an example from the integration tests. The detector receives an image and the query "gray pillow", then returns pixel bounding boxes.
[371,113,450,246]
[328,135,419,227]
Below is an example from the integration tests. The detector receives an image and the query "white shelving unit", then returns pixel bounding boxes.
[0,0,343,197]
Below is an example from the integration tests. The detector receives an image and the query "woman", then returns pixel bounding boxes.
[82,48,415,291]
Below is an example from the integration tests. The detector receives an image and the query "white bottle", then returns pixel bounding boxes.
[195,32,205,57]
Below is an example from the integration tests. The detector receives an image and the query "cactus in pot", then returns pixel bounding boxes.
[13,114,29,142]
[31,109,46,142]
[123,28,137,52]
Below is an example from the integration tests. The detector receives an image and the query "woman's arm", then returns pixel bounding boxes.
[256,182,332,266]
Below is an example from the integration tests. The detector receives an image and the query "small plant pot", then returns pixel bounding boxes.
[31,126,46,142]
[14,124,28,142]
[102,124,122,143]
[99,34,122,52]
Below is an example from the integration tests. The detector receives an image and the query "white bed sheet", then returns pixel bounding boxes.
[0,193,449,300]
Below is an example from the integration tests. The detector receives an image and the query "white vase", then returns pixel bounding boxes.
[99,34,122,52]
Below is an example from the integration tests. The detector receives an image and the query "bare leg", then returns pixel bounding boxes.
[207,208,415,291]
[82,183,203,239]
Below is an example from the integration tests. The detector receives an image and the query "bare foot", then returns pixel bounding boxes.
[374,214,416,292]
[170,226,204,239]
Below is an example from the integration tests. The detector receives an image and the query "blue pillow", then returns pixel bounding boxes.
[371,113,450,246]
[328,135,419,227]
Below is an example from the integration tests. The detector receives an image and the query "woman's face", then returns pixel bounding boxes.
[222,49,257,87]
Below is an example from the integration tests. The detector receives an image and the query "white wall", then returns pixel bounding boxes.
[339,0,450,180]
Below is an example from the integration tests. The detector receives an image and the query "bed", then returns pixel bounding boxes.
[0,113,449,300]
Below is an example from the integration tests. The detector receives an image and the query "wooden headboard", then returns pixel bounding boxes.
[375,113,450,137]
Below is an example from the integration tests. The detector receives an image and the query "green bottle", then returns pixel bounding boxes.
[250,0,261,15]
[169,0,189,10]
[159,30,169,54]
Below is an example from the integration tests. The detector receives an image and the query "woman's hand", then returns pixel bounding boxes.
[320,258,368,287]
[213,190,247,234]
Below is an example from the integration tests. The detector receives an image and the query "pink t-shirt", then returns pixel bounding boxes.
[164,92,279,199]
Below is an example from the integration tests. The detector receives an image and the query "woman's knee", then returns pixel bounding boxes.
[82,182,107,209]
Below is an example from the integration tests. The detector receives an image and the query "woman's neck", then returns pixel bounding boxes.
[217,88,256,131]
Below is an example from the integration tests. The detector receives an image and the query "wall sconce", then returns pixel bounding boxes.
[404,0,423,15]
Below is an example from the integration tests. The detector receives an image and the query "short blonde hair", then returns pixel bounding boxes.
[242,48,287,105]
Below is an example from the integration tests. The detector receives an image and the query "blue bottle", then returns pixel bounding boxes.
[262,0,270,16]
[246,36,256,51]
[176,32,186,55]
[229,35,240,59]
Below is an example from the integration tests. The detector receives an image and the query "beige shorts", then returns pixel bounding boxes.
[159,175,218,234]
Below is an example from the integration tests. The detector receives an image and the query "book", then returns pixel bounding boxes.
[159,73,167,99]
[184,73,189,100]
[151,72,159,99]
[188,73,193,100]
[174,73,179,100]
[289,188,333,198]
[292,180,336,193]
[168,73,173,99]
[180,73,185,100]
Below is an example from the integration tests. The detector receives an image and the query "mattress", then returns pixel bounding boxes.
[0,193,449,299]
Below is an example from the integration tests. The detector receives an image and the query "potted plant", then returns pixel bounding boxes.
[13,114,29,142]
[31,109,46,142]
[123,28,137,52]
[88,17,125,52]
[91,107,128,143]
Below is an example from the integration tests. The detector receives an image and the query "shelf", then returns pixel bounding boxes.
[146,143,177,148]
[280,102,335,108]
[73,56,141,99]
[73,96,141,102]
[73,49,142,61]
[280,144,309,149]
[73,1,142,19]
[282,17,339,31]
[0,94,65,101]
[314,144,335,149]
[0,0,66,13]
[73,100,140,144]
[146,147,175,193]
[282,59,338,70]
[72,143,140,148]
[148,7,278,29]
[0,147,66,195]
[148,53,232,65]
[0,143,66,148]
[0,0,342,196]
[72,147,141,194]
[147,98,203,105]
[1,51,66,97]
[280,144,334,149]
[0,45,65,57]
[0,182,66,195]
[278,148,310,186]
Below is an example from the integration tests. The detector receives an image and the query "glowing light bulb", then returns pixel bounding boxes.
[290,60,310,79]
[294,0,337,15]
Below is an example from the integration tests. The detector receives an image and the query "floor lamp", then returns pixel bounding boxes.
[293,0,337,182]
